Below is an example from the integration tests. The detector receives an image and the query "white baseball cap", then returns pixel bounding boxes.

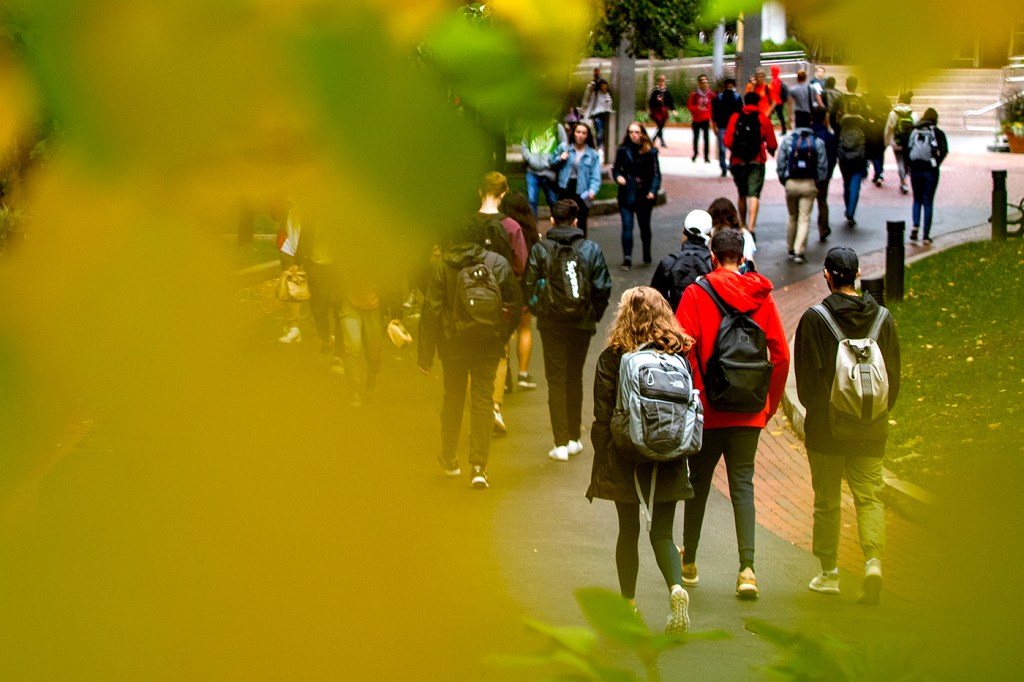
[683,209,713,239]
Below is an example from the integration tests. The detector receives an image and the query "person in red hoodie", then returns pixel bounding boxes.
[724,91,778,238]
[674,229,790,601]
[686,74,714,164]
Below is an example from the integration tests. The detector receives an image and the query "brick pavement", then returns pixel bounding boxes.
[653,123,1021,602]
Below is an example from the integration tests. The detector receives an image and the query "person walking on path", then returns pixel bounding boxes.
[525,200,612,462]
[810,106,838,242]
[794,246,901,604]
[552,121,603,237]
[500,189,541,390]
[863,89,891,187]
[475,172,527,436]
[712,78,743,178]
[884,92,916,195]
[612,123,662,271]
[777,114,829,264]
[787,69,822,130]
[675,229,790,600]
[418,218,521,489]
[906,108,949,244]
[687,74,714,163]
[745,68,775,120]
[521,120,567,218]
[272,199,303,344]
[648,75,676,148]
[724,91,777,239]
[584,79,613,155]
[768,64,789,135]
[708,197,756,272]
[587,286,695,633]
[649,209,712,313]
[836,97,868,227]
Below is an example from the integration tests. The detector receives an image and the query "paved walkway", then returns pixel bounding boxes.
[649,125,1024,604]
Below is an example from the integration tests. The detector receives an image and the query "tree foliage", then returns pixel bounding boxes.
[592,0,705,58]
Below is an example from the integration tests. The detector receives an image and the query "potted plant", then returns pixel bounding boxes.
[1002,91,1024,154]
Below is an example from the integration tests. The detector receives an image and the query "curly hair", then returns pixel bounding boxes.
[606,286,693,354]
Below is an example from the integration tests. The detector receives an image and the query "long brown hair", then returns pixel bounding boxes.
[607,287,693,354]
[707,196,741,232]
[621,122,654,155]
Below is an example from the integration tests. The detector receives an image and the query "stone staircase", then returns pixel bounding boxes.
[826,66,1005,133]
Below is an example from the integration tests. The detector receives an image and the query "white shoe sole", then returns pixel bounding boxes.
[809,579,840,595]
[470,476,489,489]
[548,448,569,462]
[666,588,690,633]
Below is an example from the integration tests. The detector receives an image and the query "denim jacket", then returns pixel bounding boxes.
[551,144,602,204]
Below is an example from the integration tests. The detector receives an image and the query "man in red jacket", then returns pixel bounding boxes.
[725,91,778,238]
[675,229,790,600]
[687,74,714,164]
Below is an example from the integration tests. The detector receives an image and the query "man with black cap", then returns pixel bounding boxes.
[794,246,901,604]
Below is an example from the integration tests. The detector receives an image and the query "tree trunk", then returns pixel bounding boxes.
[738,12,762,88]
[615,36,636,144]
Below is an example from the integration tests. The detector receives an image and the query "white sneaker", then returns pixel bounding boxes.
[809,569,840,594]
[665,586,690,633]
[566,440,584,456]
[548,445,569,462]
[858,559,882,605]
[278,327,301,343]
[492,409,507,435]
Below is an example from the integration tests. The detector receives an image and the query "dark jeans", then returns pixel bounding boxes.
[773,104,788,135]
[306,262,341,348]
[619,199,654,264]
[615,500,683,599]
[911,168,940,239]
[716,127,729,172]
[563,179,591,238]
[440,355,499,468]
[839,159,866,221]
[593,113,609,150]
[816,172,834,235]
[682,426,761,570]
[692,121,710,161]
[540,327,592,445]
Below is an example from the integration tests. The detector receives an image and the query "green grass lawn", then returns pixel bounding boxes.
[885,239,1024,490]
[506,176,619,202]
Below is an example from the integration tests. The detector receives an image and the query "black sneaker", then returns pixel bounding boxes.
[619,261,632,271]
[794,255,806,264]
[517,373,538,389]
[437,453,461,477]
[470,466,489,489]
[819,227,832,242]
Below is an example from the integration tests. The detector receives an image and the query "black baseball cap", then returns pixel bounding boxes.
[824,246,859,275]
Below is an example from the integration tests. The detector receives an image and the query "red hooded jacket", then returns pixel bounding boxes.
[676,268,790,429]
[724,105,778,165]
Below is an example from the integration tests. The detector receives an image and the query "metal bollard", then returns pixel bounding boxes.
[885,221,905,304]
[992,170,1007,242]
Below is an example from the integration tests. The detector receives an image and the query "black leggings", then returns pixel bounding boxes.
[614,500,683,599]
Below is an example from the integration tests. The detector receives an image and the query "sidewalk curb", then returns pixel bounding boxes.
[238,260,280,289]
[780,221,992,520]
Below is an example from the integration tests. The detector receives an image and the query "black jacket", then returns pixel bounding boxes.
[712,89,744,130]
[587,347,695,503]
[650,239,712,313]
[611,143,662,208]
[906,121,949,173]
[524,226,612,333]
[794,291,901,457]
[418,242,521,368]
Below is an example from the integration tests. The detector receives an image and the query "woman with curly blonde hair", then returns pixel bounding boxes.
[586,286,695,633]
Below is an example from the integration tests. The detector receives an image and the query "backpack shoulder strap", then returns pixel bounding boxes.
[696,278,734,315]
[867,307,889,341]
[634,464,658,533]
[811,303,846,341]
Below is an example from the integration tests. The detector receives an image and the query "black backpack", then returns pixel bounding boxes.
[479,213,514,269]
[838,119,866,161]
[696,279,774,413]
[449,250,504,341]
[663,244,712,312]
[541,237,591,322]
[731,111,763,162]
[788,131,817,179]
